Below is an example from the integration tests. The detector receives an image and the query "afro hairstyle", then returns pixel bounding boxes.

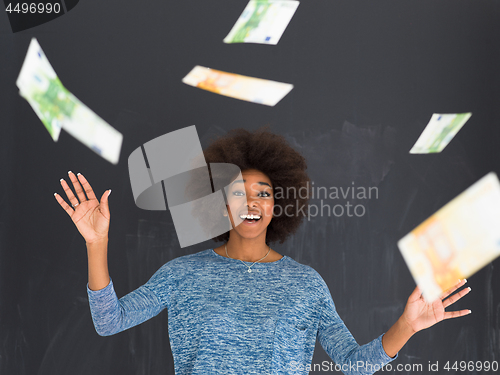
[199,126,311,245]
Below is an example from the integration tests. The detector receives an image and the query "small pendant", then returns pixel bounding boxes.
[247,269,252,273]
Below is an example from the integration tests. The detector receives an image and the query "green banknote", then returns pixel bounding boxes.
[224,0,299,45]
[409,113,472,154]
[16,39,63,141]
[16,38,123,164]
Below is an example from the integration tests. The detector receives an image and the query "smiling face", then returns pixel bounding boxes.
[225,169,274,241]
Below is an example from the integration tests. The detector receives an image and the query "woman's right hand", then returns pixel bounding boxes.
[55,171,111,244]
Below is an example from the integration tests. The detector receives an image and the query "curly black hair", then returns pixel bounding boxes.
[201,126,311,245]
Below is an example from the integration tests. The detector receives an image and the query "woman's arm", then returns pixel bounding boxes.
[318,277,470,374]
[87,238,110,291]
[86,271,167,336]
[318,288,396,375]
[381,279,471,358]
[55,171,112,291]
[380,316,414,358]
[56,171,168,335]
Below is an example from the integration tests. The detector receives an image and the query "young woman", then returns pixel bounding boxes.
[55,128,471,375]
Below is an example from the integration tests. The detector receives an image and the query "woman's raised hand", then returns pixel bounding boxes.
[381,279,471,358]
[402,279,471,333]
[54,171,111,244]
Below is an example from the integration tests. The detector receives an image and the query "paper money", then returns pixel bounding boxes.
[16,39,62,141]
[409,113,472,154]
[16,38,123,164]
[182,65,293,106]
[224,0,299,45]
[398,172,500,302]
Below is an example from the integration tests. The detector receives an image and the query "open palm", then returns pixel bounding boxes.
[403,279,471,333]
[54,171,111,244]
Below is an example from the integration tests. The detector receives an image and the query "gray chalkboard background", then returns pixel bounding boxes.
[1,1,499,374]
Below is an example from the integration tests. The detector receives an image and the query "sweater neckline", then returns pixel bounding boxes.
[210,249,287,265]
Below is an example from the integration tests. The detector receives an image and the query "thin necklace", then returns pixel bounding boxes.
[225,243,271,273]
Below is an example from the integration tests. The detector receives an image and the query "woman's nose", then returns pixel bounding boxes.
[247,198,259,207]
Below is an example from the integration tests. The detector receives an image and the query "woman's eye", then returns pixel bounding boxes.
[232,190,271,197]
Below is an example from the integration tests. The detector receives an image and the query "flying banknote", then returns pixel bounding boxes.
[398,172,500,302]
[224,0,299,45]
[410,113,472,153]
[182,65,293,106]
[17,38,123,164]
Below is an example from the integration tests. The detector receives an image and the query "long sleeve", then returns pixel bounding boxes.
[86,263,171,336]
[317,288,397,375]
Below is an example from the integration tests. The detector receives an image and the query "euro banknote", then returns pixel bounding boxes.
[409,113,472,154]
[182,65,293,106]
[398,172,500,302]
[224,0,299,45]
[16,38,123,164]
[16,38,62,141]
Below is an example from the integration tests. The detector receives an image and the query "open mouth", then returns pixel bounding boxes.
[239,214,262,223]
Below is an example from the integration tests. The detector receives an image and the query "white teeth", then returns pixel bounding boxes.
[239,214,261,220]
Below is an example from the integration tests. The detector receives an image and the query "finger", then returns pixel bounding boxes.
[60,178,80,208]
[54,192,74,217]
[443,308,472,320]
[443,286,471,308]
[77,173,97,201]
[439,279,467,300]
[68,171,87,203]
[99,189,112,218]
[408,285,423,302]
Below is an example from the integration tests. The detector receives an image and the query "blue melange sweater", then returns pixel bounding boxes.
[87,249,397,374]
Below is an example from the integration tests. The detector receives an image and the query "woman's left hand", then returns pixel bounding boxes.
[402,279,471,333]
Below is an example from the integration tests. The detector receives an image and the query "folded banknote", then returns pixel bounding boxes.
[16,38,123,164]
